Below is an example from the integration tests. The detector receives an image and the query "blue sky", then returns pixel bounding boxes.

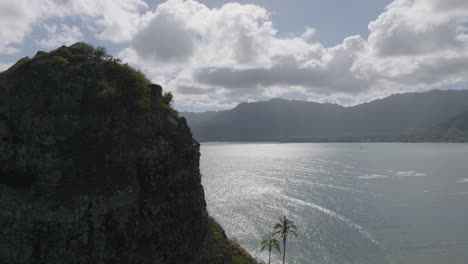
[1,0,467,111]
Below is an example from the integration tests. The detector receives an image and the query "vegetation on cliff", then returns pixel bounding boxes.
[199,217,258,264]
[7,44,154,113]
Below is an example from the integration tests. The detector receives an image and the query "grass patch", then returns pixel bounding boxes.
[204,217,258,264]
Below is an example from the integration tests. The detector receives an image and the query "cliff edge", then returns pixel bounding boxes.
[0,43,256,264]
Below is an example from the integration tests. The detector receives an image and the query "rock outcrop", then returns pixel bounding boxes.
[0,43,256,264]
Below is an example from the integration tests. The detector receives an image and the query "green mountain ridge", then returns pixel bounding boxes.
[182,90,468,142]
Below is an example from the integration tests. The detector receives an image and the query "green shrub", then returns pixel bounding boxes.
[48,56,69,66]
[163,91,174,105]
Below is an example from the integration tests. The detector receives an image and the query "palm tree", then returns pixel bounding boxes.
[273,215,298,264]
[260,234,281,264]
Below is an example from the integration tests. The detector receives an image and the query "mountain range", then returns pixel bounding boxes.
[182,90,468,142]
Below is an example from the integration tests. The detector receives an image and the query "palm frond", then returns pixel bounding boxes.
[290,229,298,238]
[260,239,269,251]
[271,239,281,253]
[272,229,282,237]
[273,223,283,230]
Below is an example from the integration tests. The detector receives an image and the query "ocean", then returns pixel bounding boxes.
[200,143,468,264]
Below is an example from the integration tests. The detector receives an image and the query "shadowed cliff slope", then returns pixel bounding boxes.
[0,43,256,264]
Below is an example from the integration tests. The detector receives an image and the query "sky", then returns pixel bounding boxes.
[0,0,467,112]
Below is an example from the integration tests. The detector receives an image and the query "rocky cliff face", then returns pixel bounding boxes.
[0,43,256,264]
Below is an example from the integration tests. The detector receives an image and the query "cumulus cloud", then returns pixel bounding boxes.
[0,0,147,54]
[59,0,148,42]
[301,27,317,41]
[431,0,468,12]
[36,24,83,50]
[125,0,275,66]
[132,12,195,63]
[0,0,57,54]
[193,42,370,96]
[368,0,466,56]
[364,0,468,89]
[390,55,468,85]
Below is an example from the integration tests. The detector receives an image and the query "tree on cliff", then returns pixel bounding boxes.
[273,215,298,264]
[260,234,281,264]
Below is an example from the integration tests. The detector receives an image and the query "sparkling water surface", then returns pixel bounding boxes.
[200,143,468,264]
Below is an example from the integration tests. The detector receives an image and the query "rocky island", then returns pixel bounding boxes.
[0,43,256,264]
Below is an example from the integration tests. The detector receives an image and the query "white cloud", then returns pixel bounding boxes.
[368,0,467,56]
[192,36,370,96]
[36,24,83,50]
[126,0,276,66]
[363,0,468,91]
[301,27,317,41]
[59,0,148,43]
[132,11,196,63]
[0,0,58,54]
[0,62,13,72]
[0,0,147,54]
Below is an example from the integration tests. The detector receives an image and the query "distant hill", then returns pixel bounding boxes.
[182,90,468,142]
[437,110,468,131]
[410,110,468,142]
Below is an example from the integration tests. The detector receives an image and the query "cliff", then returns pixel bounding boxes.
[0,43,256,264]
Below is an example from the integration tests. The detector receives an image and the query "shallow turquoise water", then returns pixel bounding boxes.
[200,143,468,264]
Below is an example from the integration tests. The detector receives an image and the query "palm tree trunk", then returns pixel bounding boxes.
[268,243,271,264]
[282,237,287,264]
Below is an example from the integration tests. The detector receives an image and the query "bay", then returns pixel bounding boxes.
[201,143,468,264]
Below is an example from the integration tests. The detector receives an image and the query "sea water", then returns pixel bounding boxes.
[200,143,468,264]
